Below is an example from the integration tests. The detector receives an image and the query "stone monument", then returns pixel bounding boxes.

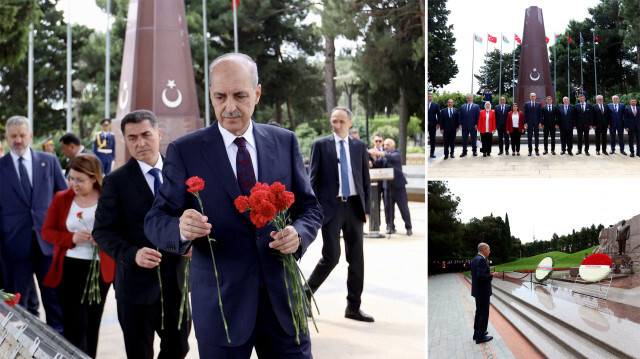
[112,0,203,168]
[593,215,640,274]
[514,6,556,106]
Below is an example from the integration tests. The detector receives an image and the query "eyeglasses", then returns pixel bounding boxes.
[68,177,88,185]
[374,140,382,143]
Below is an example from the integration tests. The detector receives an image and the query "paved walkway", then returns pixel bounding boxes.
[427,145,640,178]
[88,201,426,358]
[428,273,516,359]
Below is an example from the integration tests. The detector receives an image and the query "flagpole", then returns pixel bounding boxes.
[471,34,475,94]
[567,36,570,98]
[580,32,584,86]
[105,0,110,121]
[484,33,489,86]
[66,0,72,132]
[513,34,515,101]
[203,0,210,126]
[28,24,34,130]
[592,29,598,97]
[233,2,238,53]
[554,34,557,100]
[499,33,503,99]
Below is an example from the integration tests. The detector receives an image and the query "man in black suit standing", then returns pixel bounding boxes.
[307,106,373,322]
[439,99,459,160]
[93,110,190,358]
[542,96,558,155]
[60,133,93,177]
[624,98,640,157]
[557,97,576,156]
[494,97,511,155]
[471,242,495,344]
[427,93,440,159]
[593,95,609,155]
[523,92,543,156]
[574,94,593,156]
[380,138,412,236]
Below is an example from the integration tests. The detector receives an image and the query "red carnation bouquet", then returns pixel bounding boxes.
[1,290,21,307]
[581,253,612,267]
[185,176,230,342]
[235,182,318,345]
[78,211,101,305]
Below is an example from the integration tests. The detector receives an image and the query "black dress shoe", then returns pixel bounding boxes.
[443,155,448,160]
[561,150,565,155]
[603,150,609,155]
[386,228,396,234]
[528,151,532,156]
[476,336,493,344]
[536,150,539,156]
[543,150,548,155]
[483,153,486,157]
[568,151,573,156]
[511,153,515,156]
[551,150,556,155]
[450,154,455,158]
[621,150,628,155]
[345,308,374,322]
[585,151,590,156]
[460,152,467,158]
[407,229,413,236]
[487,153,491,156]
[596,151,600,155]
[611,149,616,154]
[576,150,582,155]
[505,151,509,155]
[429,154,436,158]
[473,151,478,156]
[631,152,635,158]
[473,331,489,340]
[498,151,503,155]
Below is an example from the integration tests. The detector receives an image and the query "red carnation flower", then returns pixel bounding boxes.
[250,182,270,194]
[4,292,20,307]
[234,196,250,213]
[250,202,277,227]
[77,212,83,219]
[581,253,612,267]
[186,176,205,194]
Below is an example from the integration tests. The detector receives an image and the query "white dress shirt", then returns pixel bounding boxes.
[333,132,357,198]
[137,156,164,193]
[10,148,33,186]
[218,121,258,180]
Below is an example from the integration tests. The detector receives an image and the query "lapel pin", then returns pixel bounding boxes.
[41,162,46,167]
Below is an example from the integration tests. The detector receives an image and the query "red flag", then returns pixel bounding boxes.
[567,35,572,43]
[515,34,521,44]
[594,36,601,42]
[546,36,549,44]
[232,0,239,9]
[488,34,497,43]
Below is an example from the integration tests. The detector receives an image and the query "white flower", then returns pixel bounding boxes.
[579,265,611,282]
[535,256,554,282]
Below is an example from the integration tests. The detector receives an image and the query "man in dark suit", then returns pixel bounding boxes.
[60,133,93,177]
[593,95,609,155]
[574,94,593,156]
[439,99,459,159]
[93,110,190,358]
[494,97,511,155]
[459,94,480,157]
[471,242,495,344]
[0,115,66,334]
[624,98,640,157]
[427,93,440,159]
[557,96,576,156]
[608,95,627,155]
[523,92,543,156]
[542,96,558,155]
[369,134,386,218]
[144,53,323,357]
[380,138,412,236]
[305,105,373,323]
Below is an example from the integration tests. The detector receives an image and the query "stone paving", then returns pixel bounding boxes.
[427,145,640,178]
[428,273,516,359]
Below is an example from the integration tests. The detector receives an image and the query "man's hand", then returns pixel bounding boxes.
[72,230,92,244]
[440,129,444,135]
[269,225,300,254]
[183,247,193,259]
[365,214,369,224]
[135,247,162,269]
[180,209,211,241]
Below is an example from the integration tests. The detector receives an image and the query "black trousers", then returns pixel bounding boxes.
[560,127,573,152]
[496,127,509,152]
[628,128,640,153]
[577,126,590,151]
[443,130,456,155]
[595,126,608,151]
[527,126,540,151]
[474,296,490,338]
[480,132,492,154]
[117,278,191,359]
[543,126,556,151]
[428,125,437,155]
[56,257,110,358]
[610,125,625,151]
[509,130,522,153]
[307,196,364,310]
[385,186,412,231]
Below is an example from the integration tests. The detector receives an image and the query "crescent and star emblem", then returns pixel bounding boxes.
[119,81,129,109]
[162,79,183,108]
[530,68,540,81]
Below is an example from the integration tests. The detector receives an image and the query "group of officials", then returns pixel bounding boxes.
[0,52,413,358]
[428,92,640,159]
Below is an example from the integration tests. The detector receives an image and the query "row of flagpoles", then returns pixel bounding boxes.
[471,31,602,101]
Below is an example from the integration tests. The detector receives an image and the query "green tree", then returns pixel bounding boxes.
[0,0,41,67]
[428,181,461,260]
[427,0,457,89]
[475,45,521,101]
[620,0,640,89]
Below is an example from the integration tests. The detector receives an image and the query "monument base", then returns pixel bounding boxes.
[610,254,633,274]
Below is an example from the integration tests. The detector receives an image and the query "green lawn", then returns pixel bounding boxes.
[493,246,600,272]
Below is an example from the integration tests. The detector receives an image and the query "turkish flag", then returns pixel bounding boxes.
[232,0,240,9]
[488,34,497,43]
[594,36,602,42]
[567,35,572,43]
[515,34,521,44]
[546,36,549,44]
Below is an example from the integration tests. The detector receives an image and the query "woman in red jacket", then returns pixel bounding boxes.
[42,154,115,358]
[477,101,496,156]
[506,103,525,156]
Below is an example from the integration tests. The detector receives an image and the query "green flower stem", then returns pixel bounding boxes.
[177,257,190,330]
[195,192,230,343]
[156,247,165,331]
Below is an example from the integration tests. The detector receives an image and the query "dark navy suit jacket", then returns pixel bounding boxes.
[470,253,493,298]
[608,103,625,128]
[523,101,543,127]
[557,104,576,130]
[439,107,459,132]
[542,104,558,128]
[624,106,640,130]
[428,101,440,129]
[494,104,511,130]
[459,103,480,130]
[144,121,322,346]
[382,149,407,190]
[0,149,67,260]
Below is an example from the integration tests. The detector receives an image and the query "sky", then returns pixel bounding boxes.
[443,179,640,244]
[438,0,601,94]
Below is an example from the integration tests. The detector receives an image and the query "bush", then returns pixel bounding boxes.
[406,146,425,153]
[375,125,399,144]
[294,122,319,159]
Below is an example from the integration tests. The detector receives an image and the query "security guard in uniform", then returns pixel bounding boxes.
[93,119,116,174]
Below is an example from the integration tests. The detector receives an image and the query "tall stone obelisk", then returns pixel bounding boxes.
[113,0,203,167]
[515,6,555,105]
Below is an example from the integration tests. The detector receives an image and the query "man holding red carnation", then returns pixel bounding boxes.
[144,53,322,358]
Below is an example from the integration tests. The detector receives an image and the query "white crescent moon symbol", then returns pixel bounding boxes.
[162,88,182,108]
[530,72,540,81]
[119,87,129,109]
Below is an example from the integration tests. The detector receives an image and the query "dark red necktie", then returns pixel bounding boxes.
[234,137,256,196]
